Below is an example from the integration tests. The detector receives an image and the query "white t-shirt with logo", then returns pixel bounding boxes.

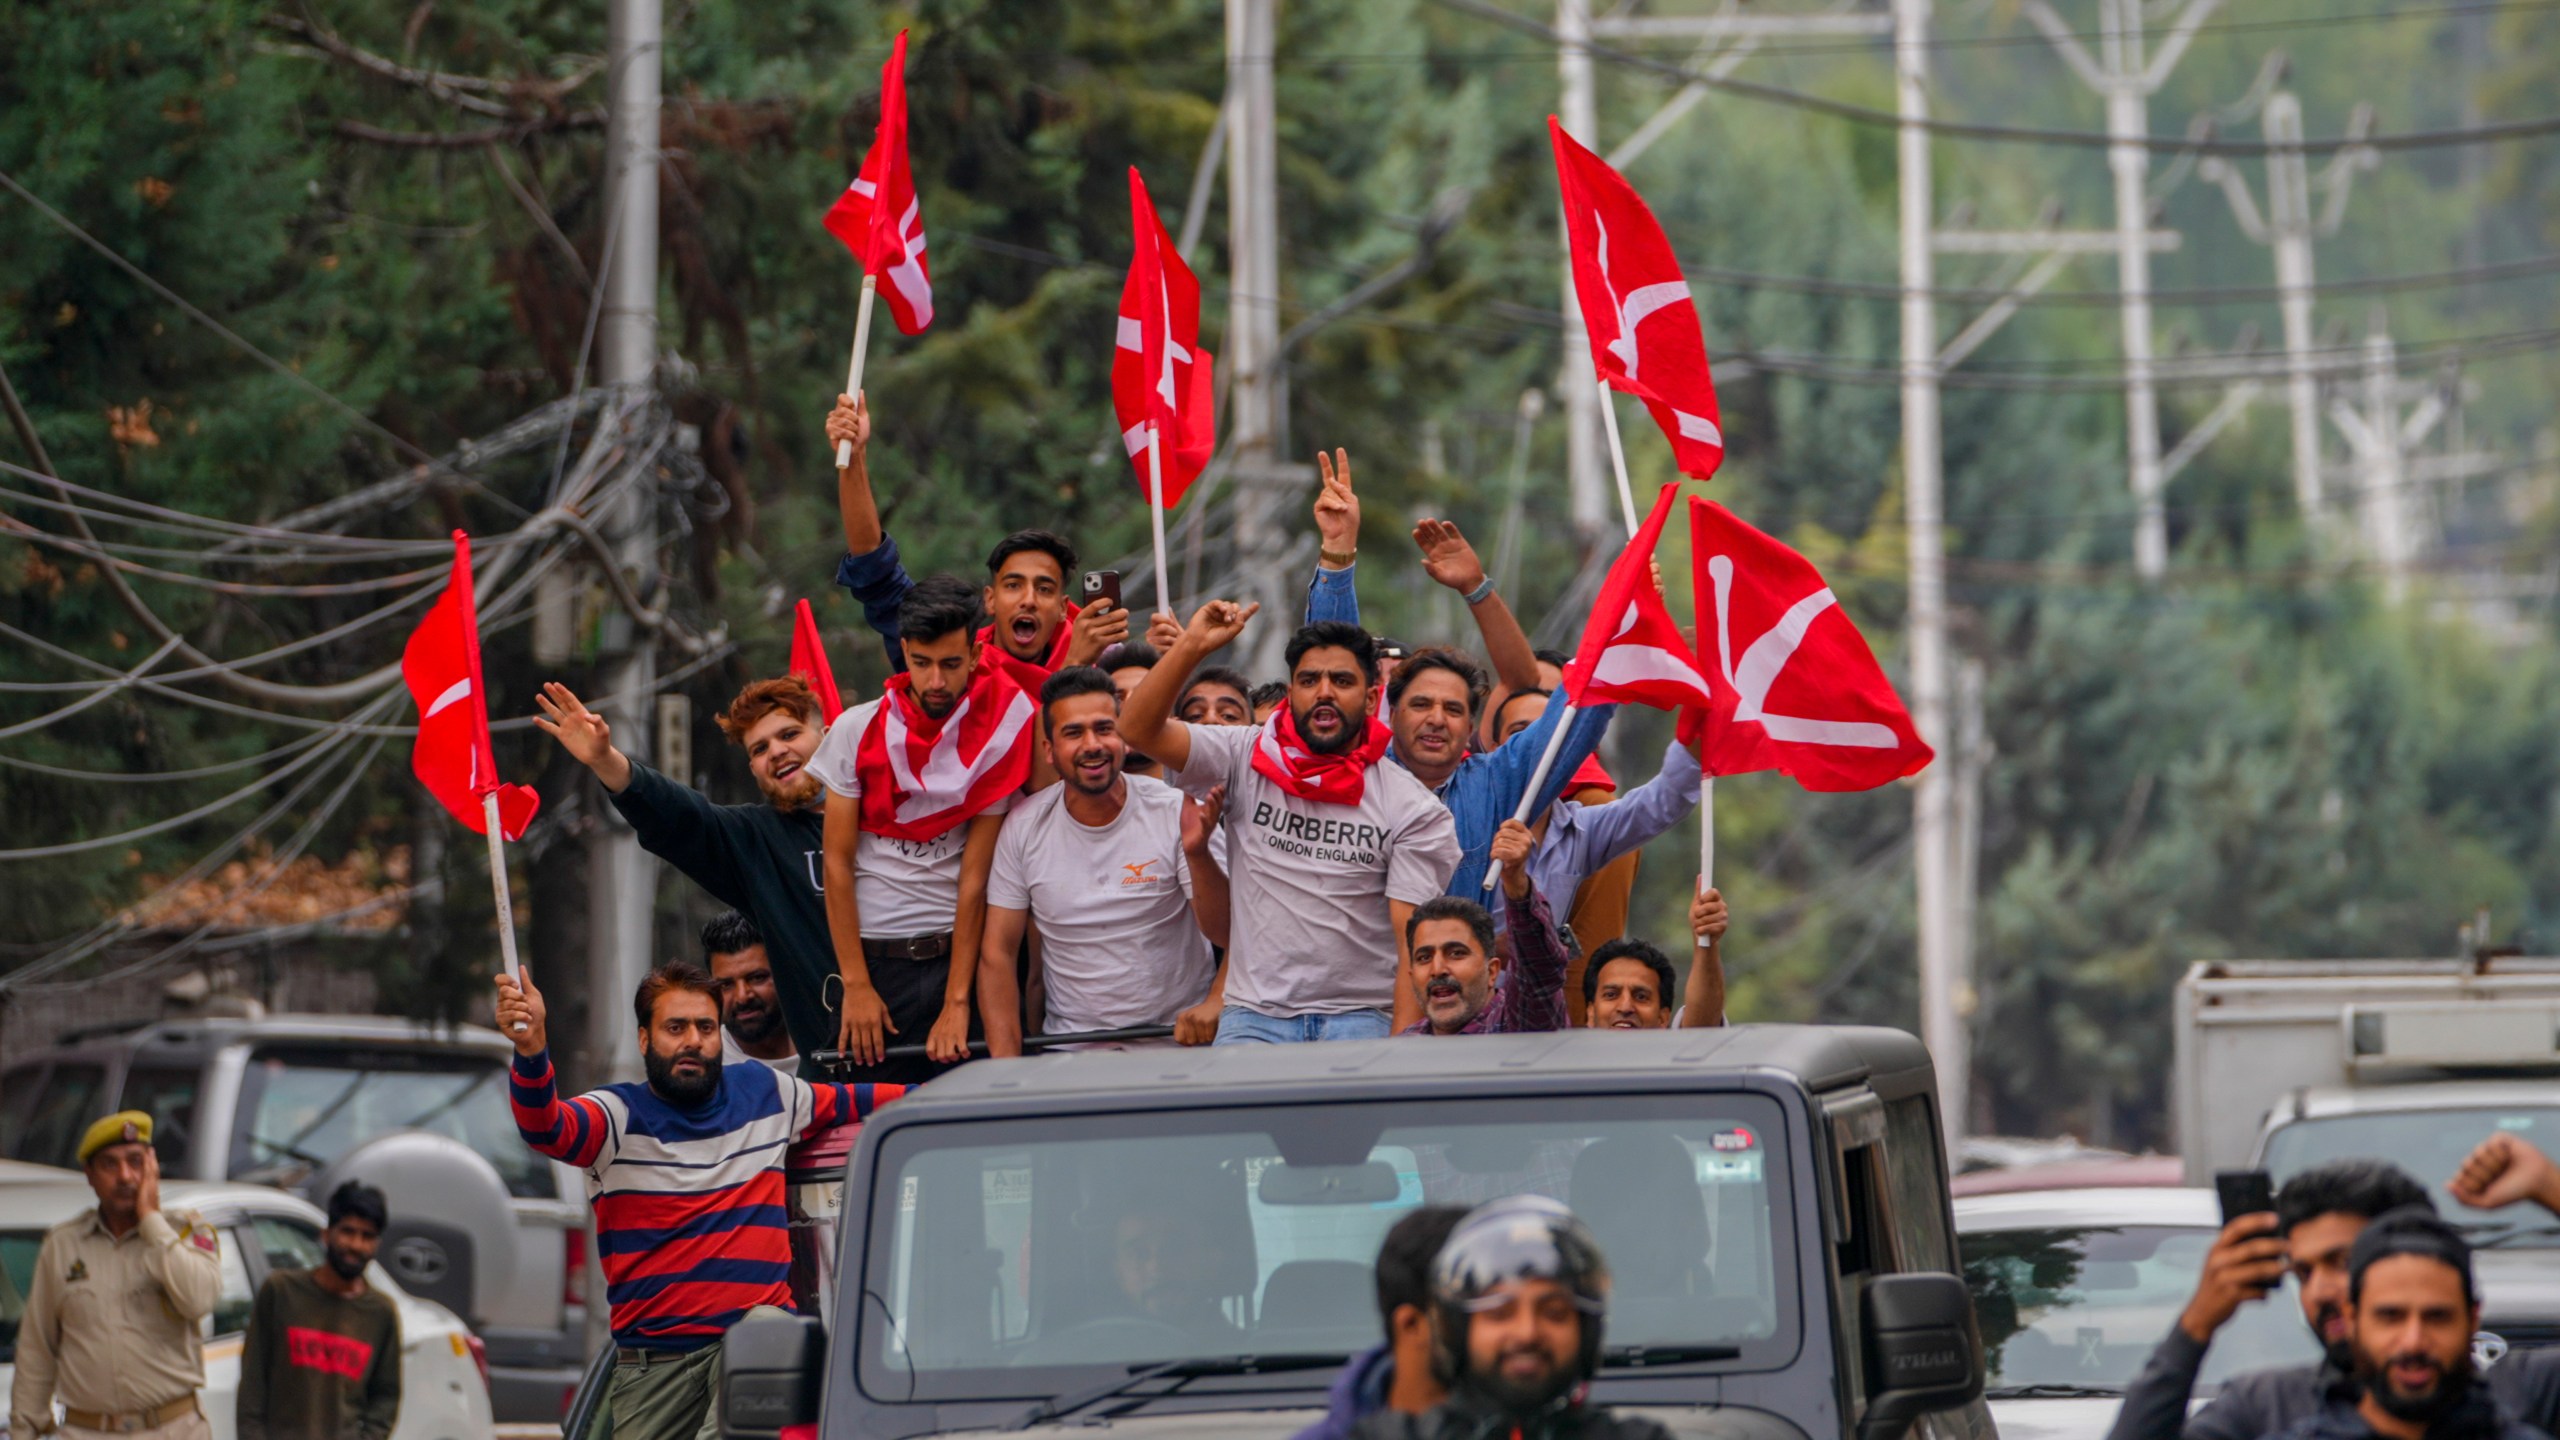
[987,776,1215,1034]
[1167,723,1461,1017]
[807,698,1011,937]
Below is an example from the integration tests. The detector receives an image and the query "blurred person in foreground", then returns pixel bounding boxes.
[238,1182,399,1440]
[1297,1208,1471,1440]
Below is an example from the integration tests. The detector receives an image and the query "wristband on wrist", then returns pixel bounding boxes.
[1462,576,1497,606]
[1320,548,1357,568]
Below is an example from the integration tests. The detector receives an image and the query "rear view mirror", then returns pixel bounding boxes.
[1855,1272,1983,1440]
[721,1310,825,1440]
[1256,1159,1404,1206]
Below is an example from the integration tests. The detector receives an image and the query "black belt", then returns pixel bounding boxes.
[617,1346,698,1367]
[862,932,950,960]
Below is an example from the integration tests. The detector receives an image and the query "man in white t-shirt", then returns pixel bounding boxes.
[1121,603,1462,1043]
[808,576,1029,1081]
[976,666,1229,1053]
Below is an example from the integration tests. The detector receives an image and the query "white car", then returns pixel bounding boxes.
[1956,1186,2322,1440]
[0,1170,493,1440]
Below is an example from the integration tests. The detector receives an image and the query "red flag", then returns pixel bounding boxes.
[789,599,844,722]
[851,650,1034,842]
[1563,483,1717,714]
[401,533,539,840]
[1689,498,1932,791]
[1112,167,1216,508]
[1550,117,1725,482]
[822,31,933,335]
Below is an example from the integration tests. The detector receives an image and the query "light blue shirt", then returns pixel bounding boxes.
[1505,737,1703,932]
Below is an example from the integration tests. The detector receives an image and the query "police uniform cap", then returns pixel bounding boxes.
[75,1110,153,1165]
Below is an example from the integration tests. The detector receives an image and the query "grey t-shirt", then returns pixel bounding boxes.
[1167,722,1461,1017]
[988,777,1216,1033]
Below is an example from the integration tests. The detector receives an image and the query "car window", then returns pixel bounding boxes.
[117,1068,204,1176]
[0,1066,47,1160]
[14,1064,106,1169]
[229,1047,557,1199]
[252,1215,327,1276]
[1,1227,43,1364]
[2264,1108,2560,1243]
[210,1227,257,1338]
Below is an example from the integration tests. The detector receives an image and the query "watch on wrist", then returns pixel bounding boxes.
[1320,548,1358,568]
[1462,576,1497,606]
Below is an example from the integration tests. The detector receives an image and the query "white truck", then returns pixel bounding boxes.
[2173,957,2560,1347]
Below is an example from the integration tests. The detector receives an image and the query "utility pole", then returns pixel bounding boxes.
[1225,0,1295,678]
[589,0,660,1085]
[1554,0,1609,543]
[1894,0,1965,1145]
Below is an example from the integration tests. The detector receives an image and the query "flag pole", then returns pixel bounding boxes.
[1596,375,1641,537]
[483,792,527,1029]
[834,274,880,469]
[1147,427,1175,622]
[1481,705,1578,895]
[1697,783,1717,948]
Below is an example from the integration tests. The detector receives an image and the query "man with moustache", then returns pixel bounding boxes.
[1122,606,1462,1044]
[237,1182,400,1440]
[534,674,842,1070]
[2262,1210,2541,1440]
[1583,891,1731,1031]
[703,911,797,1074]
[499,963,903,1440]
[1382,648,1610,905]
[808,576,1030,1076]
[1400,822,1570,1037]
[975,666,1229,1051]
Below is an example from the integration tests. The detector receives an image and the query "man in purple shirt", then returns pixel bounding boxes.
[1401,820,1570,1036]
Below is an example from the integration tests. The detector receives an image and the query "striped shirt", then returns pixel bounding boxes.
[508,1049,901,1352]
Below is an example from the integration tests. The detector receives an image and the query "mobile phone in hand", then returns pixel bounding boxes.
[2215,1169,2276,1224]
[1082,569,1122,612]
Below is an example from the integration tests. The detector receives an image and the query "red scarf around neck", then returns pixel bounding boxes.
[853,648,1034,842]
[1250,702,1392,806]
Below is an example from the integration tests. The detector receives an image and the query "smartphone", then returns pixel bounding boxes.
[2215,1169,2276,1223]
[1081,569,1122,612]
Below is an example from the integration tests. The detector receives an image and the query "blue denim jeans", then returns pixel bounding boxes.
[1212,1007,1393,1045]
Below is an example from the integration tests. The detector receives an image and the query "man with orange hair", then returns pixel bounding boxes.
[534,675,845,1070]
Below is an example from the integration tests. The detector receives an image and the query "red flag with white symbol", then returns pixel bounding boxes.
[402,533,539,839]
[1111,167,1216,508]
[1562,483,1717,714]
[1688,498,1931,790]
[1550,117,1725,481]
[822,31,933,335]
[789,599,845,722]
[851,651,1035,842]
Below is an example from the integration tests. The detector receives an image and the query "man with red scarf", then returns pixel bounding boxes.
[1122,605,1461,1044]
[807,575,1033,1079]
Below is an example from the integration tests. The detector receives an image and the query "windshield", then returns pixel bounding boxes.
[229,1047,558,1200]
[1965,1224,2321,1394]
[861,1094,1794,1401]
[2262,1108,2560,1244]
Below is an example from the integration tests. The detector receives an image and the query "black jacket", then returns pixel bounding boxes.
[2268,1385,2551,1440]
[2106,1326,2560,1440]
[1348,1397,1677,1440]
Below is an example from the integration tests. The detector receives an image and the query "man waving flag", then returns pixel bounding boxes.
[1111,165,1215,617]
[1550,117,1725,484]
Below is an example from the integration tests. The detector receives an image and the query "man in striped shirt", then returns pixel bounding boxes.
[496,962,902,1440]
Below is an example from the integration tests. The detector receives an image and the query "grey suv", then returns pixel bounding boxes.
[0,1013,589,1424]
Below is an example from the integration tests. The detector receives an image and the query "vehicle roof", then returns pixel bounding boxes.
[1950,1155,2186,1196]
[897,1024,1935,1112]
[2287,1080,2560,1116]
[1953,1184,2222,1230]
[0,1174,327,1231]
[2,1012,516,1068]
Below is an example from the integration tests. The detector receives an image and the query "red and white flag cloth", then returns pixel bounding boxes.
[1250,705,1393,806]
[851,648,1034,842]
[789,599,844,722]
[1112,167,1216,508]
[401,532,539,840]
[822,30,932,335]
[1688,498,1932,790]
[1549,117,1725,482]
[1562,483,1717,714]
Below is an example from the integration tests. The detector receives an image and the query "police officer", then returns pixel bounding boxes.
[8,1111,222,1440]
[1349,1196,1673,1440]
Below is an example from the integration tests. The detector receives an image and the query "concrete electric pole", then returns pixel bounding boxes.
[1224,0,1305,679]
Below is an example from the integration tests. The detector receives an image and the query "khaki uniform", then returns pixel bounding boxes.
[8,1207,222,1440]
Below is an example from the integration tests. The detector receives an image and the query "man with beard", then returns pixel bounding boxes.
[1348,1196,1673,1440]
[237,1182,400,1440]
[976,666,1229,1052]
[499,963,902,1440]
[825,392,1137,676]
[1122,606,1461,1044]
[2108,1160,2560,1440]
[1400,825,1570,1036]
[2266,1210,2540,1440]
[703,911,797,1073]
[808,576,1031,1075]
[533,674,846,1070]
[1583,893,1731,1031]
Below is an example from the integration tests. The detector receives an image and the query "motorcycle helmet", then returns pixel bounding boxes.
[1427,1195,1612,1411]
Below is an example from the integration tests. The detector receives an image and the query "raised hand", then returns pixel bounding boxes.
[1146,611,1183,653]
[494,970,549,1056]
[1690,884,1729,946]
[1183,599,1261,654]
[138,1145,162,1219]
[1491,819,1535,899]
[2179,1213,2288,1343]
[1062,599,1132,667]
[827,391,871,466]
[1314,448,1360,563]
[2452,1131,2560,1214]
[1181,785,1227,854]
[533,682,631,791]
[1412,517,1488,595]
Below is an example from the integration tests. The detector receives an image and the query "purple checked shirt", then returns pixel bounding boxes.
[1402,882,1571,1036]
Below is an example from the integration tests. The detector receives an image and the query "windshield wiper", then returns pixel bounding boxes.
[1603,1344,1743,1368]
[1985,1384,2124,1400]
[1000,1353,1344,1431]
[2470,1223,2560,1250]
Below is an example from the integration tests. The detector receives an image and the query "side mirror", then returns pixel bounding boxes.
[720,1310,826,1440]
[1855,1272,1984,1440]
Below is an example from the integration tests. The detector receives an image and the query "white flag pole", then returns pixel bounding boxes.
[1697,780,1717,948]
[1596,375,1641,537]
[1148,427,1175,623]
[833,274,880,469]
[1481,704,1578,895]
[482,792,527,1030]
